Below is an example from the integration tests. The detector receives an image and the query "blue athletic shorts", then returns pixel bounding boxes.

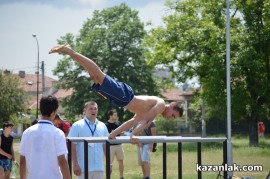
[92,75,134,107]
[0,159,12,172]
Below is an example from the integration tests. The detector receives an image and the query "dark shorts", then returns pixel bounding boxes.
[92,75,134,107]
[0,159,12,172]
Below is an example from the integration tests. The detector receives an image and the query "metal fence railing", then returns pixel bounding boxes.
[67,136,227,179]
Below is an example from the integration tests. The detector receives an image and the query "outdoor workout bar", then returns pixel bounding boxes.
[67,136,227,179]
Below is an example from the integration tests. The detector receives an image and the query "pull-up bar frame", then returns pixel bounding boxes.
[67,136,227,179]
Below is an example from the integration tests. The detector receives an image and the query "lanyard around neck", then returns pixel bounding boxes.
[84,119,97,136]
[38,121,53,125]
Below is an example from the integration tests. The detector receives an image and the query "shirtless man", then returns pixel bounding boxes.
[49,44,183,141]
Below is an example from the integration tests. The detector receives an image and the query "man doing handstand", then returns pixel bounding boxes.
[49,44,183,141]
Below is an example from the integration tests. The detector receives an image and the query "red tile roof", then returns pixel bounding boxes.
[161,88,194,101]
[16,73,73,109]
[18,74,56,92]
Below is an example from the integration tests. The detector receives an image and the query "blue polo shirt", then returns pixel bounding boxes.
[68,118,109,172]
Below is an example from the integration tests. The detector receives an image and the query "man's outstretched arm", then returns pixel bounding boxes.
[131,119,150,136]
[108,115,141,139]
[130,99,164,140]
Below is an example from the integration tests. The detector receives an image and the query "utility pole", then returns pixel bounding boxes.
[202,98,206,137]
[32,34,39,119]
[226,0,233,177]
[41,61,45,96]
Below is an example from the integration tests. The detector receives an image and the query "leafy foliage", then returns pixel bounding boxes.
[144,0,270,145]
[155,116,180,135]
[54,4,158,122]
[0,72,26,126]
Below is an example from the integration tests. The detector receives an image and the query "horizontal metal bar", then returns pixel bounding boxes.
[67,136,227,144]
[165,137,227,143]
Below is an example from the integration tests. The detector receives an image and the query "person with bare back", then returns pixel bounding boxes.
[49,44,183,142]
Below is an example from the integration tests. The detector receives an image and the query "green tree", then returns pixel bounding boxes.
[233,0,270,145]
[155,116,179,135]
[143,0,270,145]
[54,3,158,122]
[0,72,26,126]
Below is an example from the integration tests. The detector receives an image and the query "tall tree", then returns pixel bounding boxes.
[234,0,270,145]
[143,0,270,145]
[0,72,26,125]
[54,4,158,121]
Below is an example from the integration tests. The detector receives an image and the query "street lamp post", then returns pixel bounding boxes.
[226,0,233,177]
[32,33,39,119]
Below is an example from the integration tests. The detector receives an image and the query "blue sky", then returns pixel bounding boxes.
[0,0,166,79]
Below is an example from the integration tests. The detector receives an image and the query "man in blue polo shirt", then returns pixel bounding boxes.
[68,101,109,179]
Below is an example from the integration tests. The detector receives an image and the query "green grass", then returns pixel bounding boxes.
[13,136,270,179]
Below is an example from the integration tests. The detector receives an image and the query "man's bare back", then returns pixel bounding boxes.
[125,95,166,117]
